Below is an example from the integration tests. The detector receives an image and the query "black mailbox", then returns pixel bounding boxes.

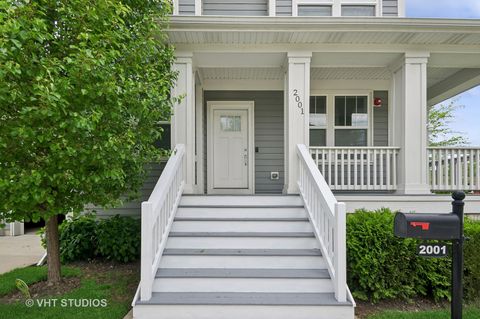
[394,212,461,240]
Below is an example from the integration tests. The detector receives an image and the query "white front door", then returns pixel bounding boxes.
[207,102,254,194]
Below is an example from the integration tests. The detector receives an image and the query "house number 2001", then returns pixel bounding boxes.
[292,89,304,115]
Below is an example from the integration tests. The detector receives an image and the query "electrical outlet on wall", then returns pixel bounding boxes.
[270,172,280,180]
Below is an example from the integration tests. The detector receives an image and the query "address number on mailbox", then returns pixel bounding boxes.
[417,243,448,258]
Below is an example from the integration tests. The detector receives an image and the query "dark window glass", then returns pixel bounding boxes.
[335,129,367,146]
[310,96,327,114]
[155,123,171,150]
[335,96,346,126]
[310,129,327,147]
[335,96,368,127]
[345,96,356,126]
[357,96,367,113]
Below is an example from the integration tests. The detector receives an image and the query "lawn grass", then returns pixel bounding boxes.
[368,307,480,319]
[0,266,80,296]
[0,263,138,319]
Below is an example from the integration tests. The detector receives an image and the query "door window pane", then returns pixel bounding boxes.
[342,5,376,16]
[310,129,327,147]
[220,116,241,132]
[335,129,367,146]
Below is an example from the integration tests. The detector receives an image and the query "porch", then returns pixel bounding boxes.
[168,17,480,198]
[310,146,480,192]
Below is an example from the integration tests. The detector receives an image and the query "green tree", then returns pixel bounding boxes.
[0,0,176,284]
[428,99,469,147]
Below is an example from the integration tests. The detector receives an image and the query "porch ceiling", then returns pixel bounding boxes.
[198,66,469,86]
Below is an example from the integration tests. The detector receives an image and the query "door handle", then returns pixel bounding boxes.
[244,149,248,166]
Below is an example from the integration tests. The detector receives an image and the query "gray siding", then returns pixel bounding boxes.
[204,91,284,194]
[382,0,398,16]
[89,162,166,218]
[276,0,292,16]
[203,0,268,16]
[373,91,389,146]
[179,0,195,15]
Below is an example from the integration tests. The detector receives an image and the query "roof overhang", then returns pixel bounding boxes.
[168,17,480,104]
[168,16,480,49]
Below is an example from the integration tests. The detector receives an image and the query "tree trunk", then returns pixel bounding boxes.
[45,215,62,285]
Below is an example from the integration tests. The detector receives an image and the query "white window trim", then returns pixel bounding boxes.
[269,0,276,16]
[310,91,374,147]
[293,0,381,17]
[173,0,179,15]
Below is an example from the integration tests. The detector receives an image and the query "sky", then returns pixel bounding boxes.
[406,0,480,145]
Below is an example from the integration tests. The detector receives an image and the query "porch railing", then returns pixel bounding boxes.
[428,147,480,191]
[297,144,347,302]
[309,147,400,191]
[140,144,185,301]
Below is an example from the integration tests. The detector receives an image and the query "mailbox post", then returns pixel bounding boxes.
[394,192,466,319]
[451,191,465,319]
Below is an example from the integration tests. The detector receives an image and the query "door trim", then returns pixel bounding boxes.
[207,101,255,195]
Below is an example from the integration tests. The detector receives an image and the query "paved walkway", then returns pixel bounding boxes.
[0,231,45,274]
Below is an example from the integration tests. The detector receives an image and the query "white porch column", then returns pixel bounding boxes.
[285,52,311,194]
[392,52,431,195]
[172,53,195,194]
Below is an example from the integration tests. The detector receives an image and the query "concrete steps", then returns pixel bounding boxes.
[133,195,354,319]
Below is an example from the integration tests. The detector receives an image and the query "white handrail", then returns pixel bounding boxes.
[309,146,400,191]
[140,144,185,301]
[428,147,480,191]
[297,144,347,303]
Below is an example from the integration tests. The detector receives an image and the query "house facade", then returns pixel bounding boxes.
[167,0,480,210]
[131,1,480,318]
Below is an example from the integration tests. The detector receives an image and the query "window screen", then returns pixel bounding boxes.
[298,5,332,16]
[342,5,375,17]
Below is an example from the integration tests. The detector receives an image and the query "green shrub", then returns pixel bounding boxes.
[464,218,480,300]
[58,214,98,263]
[96,215,141,263]
[347,208,421,301]
[346,209,480,303]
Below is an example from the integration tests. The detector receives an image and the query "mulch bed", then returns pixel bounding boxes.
[355,297,450,318]
[0,259,139,305]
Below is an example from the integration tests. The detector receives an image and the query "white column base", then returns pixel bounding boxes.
[396,184,432,195]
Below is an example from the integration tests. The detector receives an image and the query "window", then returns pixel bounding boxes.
[220,116,241,132]
[298,5,332,16]
[155,121,171,150]
[309,96,327,146]
[342,5,376,17]
[334,96,368,146]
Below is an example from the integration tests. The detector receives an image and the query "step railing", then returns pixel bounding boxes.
[428,147,480,191]
[309,147,400,191]
[297,144,347,302]
[140,144,185,301]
